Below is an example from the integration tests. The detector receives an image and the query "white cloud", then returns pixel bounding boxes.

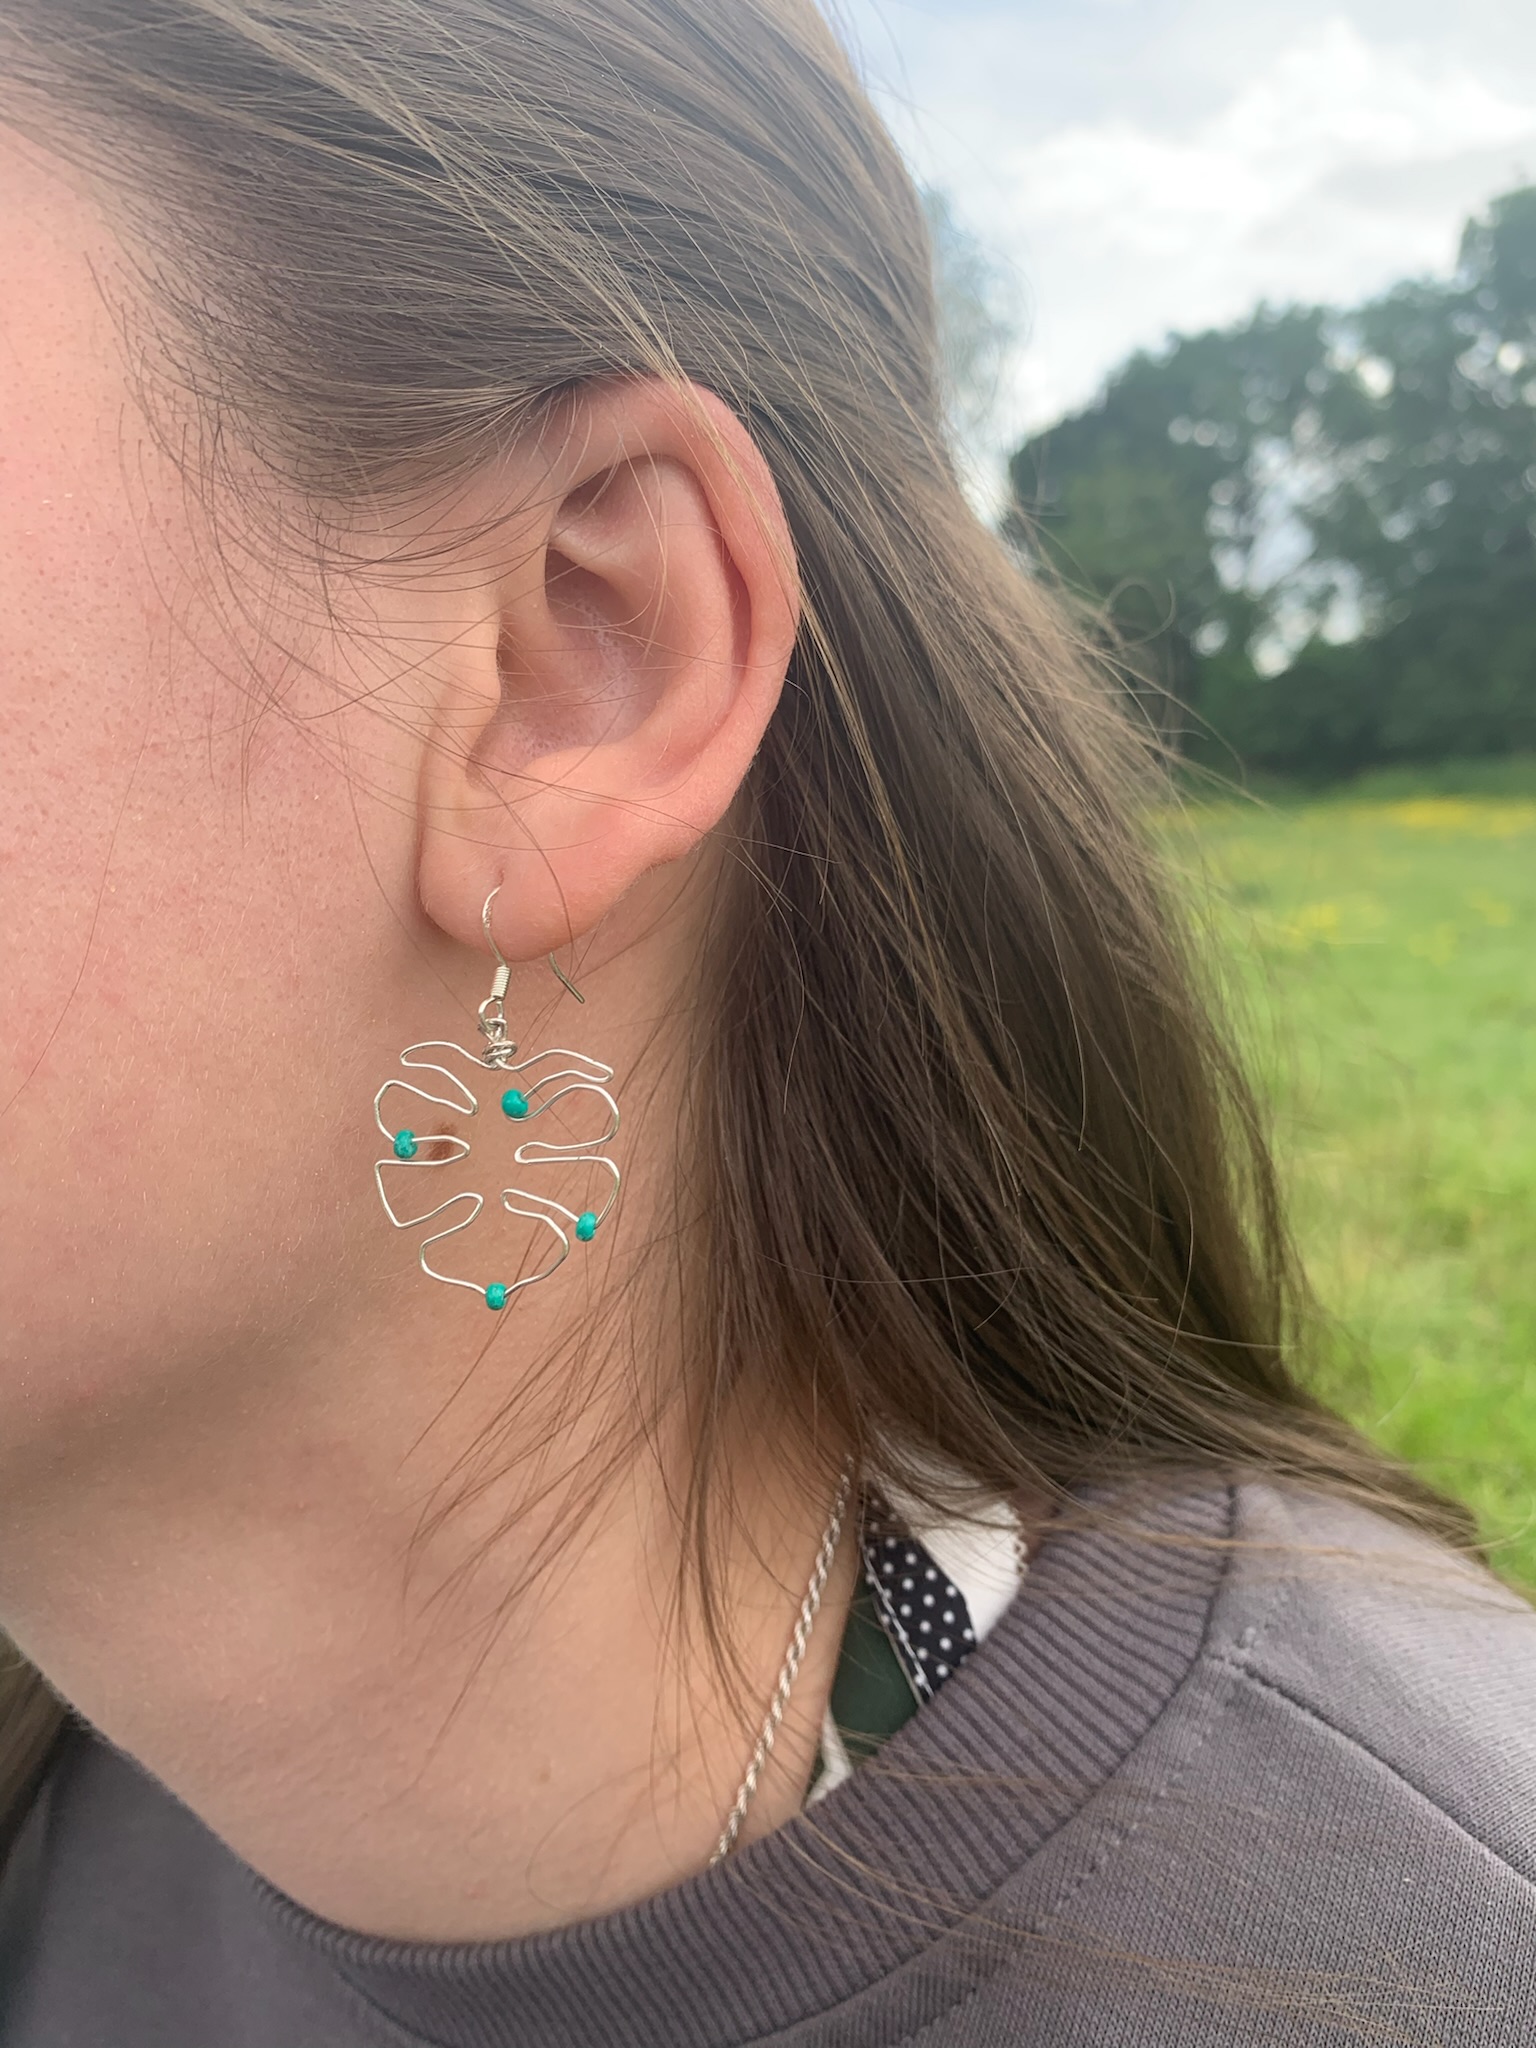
[1003,21,1536,404]
[834,4,1536,492]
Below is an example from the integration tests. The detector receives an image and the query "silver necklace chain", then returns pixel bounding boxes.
[709,1463,855,1864]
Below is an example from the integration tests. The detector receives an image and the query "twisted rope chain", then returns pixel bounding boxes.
[710,1462,855,1865]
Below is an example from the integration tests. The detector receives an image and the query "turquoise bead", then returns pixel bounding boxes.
[392,1129,418,1160]
[575,1211,598,1242]
[501,1088,529,1119]
[485,1283,509,1311]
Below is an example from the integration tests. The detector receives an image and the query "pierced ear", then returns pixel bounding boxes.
[414,380,798,965]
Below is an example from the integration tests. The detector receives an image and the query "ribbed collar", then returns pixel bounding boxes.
[255,1482,1232,2048]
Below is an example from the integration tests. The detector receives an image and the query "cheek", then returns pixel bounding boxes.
[0,645,379,1437]
[0,142,417,1454]
[0,455,388,1440]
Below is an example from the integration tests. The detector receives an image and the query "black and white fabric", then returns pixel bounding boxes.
[861,1479,1026,1700]
[808,1477,1027,1804]
[861,1527,977,1699]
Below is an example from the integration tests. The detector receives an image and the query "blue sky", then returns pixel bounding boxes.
[829,0,1536,479]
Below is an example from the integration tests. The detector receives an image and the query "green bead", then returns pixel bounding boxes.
[392,1129,418,1160]
[501,1088,529,1119]
[575,1211,598,1242]
[485,1283,509,1310]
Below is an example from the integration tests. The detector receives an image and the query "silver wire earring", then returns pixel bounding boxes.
[372,890,621,1310]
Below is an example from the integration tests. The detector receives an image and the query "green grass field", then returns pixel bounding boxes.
[1173,768,1536,1581]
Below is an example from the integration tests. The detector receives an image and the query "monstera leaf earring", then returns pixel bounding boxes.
[372,890,621,1309]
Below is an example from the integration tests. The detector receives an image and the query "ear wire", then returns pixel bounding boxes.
[482,885,587,1003]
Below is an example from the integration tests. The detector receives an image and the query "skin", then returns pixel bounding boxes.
[0,130,858,1941]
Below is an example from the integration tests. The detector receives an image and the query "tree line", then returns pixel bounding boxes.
[1004,185,1536,780]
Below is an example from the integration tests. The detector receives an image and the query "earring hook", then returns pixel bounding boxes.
[481,887,586,1004]
[482,887,510,971]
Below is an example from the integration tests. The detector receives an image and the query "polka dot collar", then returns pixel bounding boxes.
[809,1486,1027,1805]
[862,1525,977,1696]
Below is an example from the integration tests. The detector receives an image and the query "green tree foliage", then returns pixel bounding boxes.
[1007,186,1536,777]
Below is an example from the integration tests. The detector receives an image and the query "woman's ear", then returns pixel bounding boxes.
[410,378,799,963]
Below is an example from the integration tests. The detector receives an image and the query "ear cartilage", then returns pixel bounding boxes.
[371,892,620,1308]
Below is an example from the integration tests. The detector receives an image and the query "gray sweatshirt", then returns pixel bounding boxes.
[3,1479,1536,2046]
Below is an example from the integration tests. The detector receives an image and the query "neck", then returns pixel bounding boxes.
[0,1201,855,1942]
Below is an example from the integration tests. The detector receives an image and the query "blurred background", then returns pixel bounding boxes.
[836,0,1536,1574]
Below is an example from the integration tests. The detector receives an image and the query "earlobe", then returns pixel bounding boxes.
[414,380,799,965]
